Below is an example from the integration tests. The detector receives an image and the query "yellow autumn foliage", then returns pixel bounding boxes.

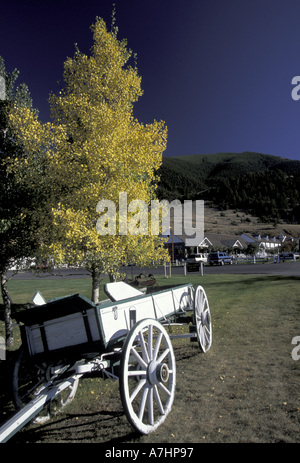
[9,18,169,301]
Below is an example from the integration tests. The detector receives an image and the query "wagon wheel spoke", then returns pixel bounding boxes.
[148,386,154,425]
[153,384,164,414]
[139,384,149,421]
[156,348,171,365]
[193,285,212,353]
[120,318,176,435]
[139,329,150,363]
[130,378,147,402]
[153,332,163,360]
[148,324,153,360]
[130,346,148,369]
[13,347,79,423]
[13,348,46,410]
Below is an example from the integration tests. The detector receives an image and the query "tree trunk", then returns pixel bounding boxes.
[91,267,101,303]
[1,271,14,347]
[109,272,116,282]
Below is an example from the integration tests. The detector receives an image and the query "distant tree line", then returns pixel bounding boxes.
[156,157,300,224]
[210,170,300,223]
[156,160,206,201]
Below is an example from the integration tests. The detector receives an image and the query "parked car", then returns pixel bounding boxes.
[186,253,207,271]
[208,252,233,266]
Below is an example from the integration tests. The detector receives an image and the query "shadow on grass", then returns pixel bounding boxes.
[9,409,140,444]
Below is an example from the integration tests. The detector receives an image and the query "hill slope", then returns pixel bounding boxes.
[157,152,300,223]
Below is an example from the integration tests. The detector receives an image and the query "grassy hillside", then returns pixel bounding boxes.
[157,152,300,224]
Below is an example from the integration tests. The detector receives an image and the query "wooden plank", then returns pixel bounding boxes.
[16,294,96,324]
[104,282,144,301]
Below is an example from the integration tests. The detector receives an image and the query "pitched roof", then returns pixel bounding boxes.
[204,233,247,249]
[178,233,248,249]
[162,234,185,244]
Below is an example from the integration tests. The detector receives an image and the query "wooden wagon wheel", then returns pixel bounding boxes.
[193,285,212,353]
[12,347,80,423]
[119,318,176,435]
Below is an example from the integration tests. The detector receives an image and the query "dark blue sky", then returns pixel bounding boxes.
[2,0,300,161]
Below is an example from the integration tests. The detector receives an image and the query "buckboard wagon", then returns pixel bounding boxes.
[0,282,212,442]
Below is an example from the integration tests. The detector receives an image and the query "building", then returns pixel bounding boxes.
[162,234,185,261]
[186,233,246,254]
[174,231,299,257]
[240,233,282,253]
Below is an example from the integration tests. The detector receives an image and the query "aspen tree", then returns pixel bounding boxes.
[10,18,168,302]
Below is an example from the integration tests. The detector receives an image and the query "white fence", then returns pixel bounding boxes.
[164,254,299,276]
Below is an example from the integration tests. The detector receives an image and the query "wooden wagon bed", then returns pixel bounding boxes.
[17,282,193,359]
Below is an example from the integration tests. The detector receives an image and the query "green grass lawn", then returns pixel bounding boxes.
[1,272,299,442]
[1,272,299,350]
[2,271,300,310]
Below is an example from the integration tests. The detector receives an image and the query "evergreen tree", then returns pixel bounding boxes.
[0,57,38,346]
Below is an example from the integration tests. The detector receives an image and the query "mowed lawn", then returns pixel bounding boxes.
[0,272,299,443]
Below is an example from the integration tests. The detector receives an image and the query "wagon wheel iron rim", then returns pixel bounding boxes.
[119,318,176,435]
[12,347,80,423]
[193,285,212,353]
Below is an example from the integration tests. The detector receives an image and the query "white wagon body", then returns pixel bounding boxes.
[19,283,193,358]
[98,283,192,346]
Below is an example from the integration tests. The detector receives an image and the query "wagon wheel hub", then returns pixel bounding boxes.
[147,361,169,385]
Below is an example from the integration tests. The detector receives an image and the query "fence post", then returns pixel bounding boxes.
[164,262,171,278]
[200,262,203,276]
[0,336,5,360]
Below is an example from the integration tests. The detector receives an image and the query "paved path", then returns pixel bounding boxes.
[198,261,300,276]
